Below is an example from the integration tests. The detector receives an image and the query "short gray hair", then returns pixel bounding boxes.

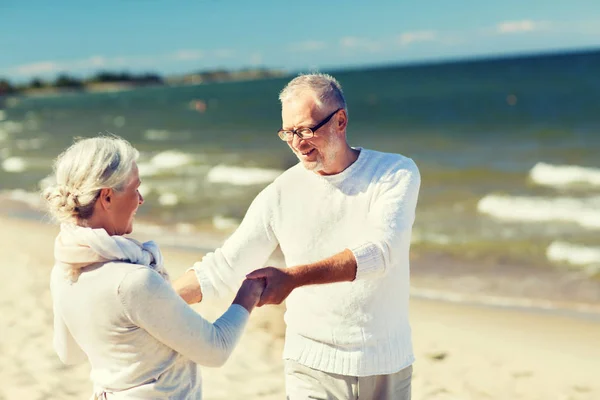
[279,73,347,113]
[43,135,139,224]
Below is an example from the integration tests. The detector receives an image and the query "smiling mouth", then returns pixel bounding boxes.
[301,149,315,156]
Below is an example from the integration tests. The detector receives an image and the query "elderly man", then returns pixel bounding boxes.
[175,73,420,400]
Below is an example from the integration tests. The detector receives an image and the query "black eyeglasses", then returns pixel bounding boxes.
[277,108,343,141]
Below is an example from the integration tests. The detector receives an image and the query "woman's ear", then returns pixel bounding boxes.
[98,188,114,210]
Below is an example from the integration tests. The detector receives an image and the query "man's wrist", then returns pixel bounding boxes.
[286,266,306,289]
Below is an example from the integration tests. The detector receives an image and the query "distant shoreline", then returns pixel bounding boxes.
[0,68,288,99]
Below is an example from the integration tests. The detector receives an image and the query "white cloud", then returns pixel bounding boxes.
[214,48,235,58]
[249,53,263,65]
[13,61,62,75]
[496,20,547,34]
[72,55,108,69]
[339,37,383,52]
[398,30,437,45]
[7,49,209,77]
[288,40,327,52]
[171,49,203,61]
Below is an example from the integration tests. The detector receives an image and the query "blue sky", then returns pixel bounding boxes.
[1,0,599,82]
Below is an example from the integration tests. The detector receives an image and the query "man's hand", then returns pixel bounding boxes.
[246,267,298,307]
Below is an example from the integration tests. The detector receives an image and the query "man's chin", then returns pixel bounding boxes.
[298,157,320,170]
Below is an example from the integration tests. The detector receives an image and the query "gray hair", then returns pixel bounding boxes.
[279,73,347,113]
[42,135,139,224]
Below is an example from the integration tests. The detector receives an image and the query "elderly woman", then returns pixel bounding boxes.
[44,135,264,399]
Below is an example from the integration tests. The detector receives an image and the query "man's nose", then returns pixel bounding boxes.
[292,133,304,148]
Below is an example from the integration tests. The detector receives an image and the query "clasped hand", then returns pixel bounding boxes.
[245,266,296,307]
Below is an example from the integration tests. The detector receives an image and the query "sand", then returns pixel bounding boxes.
[1,215,599,400]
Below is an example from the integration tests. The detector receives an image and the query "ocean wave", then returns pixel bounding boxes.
[143,129,191,142]
[138,150,195,177]
[206,165,283,186]
[0,110,5,121]
[410,286,600,315]
[151,150,194,169]
[0,121,24,135]
[157,192,179,206]
[2,157,27,173]
[411,231,452,245]
[144,129,171,141]
[547,241,600,267]
[530,162,600,188]
[477,194,600,229]
[16,137,46,151]
[213,215,240,231]
[0,189,44,209]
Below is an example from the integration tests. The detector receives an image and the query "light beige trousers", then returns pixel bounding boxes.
[285,359,412,400]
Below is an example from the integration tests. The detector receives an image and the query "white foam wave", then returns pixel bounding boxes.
[113,116,126,128]
[158,192,179,206]
[138,150,195,177]
[547,241,600,267]
[151,150,194,169]
[2,157,27,173]
[207,165,283,186]
[410,286,600,315]
[411,231,452,245]
[530,162,600,188]
[144,129,171,141]
[213,215,240,231]
[16,138,45,151]
[1,189,43,209]
[477,194,600,229]
[0,120,24,135]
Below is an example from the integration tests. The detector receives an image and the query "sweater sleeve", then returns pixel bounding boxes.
[50,276,88,365]
[118,267,250,368]
[189,184,279,301]
[350,159,421,280]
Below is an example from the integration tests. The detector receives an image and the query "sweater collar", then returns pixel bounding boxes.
[311,147,366,184]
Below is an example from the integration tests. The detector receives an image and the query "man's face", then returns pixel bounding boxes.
[281,94,344,175]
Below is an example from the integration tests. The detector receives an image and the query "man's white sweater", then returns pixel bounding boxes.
[193,148,421,376]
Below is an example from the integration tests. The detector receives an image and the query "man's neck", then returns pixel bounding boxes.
[316,146,360,176]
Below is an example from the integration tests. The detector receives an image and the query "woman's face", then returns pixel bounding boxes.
[109,163,143,235]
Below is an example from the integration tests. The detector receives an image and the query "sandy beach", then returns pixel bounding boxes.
[1,215,599,400]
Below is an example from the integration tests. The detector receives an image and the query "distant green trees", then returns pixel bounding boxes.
[30,78,46,89]
[0,79,15,94]
[0,67,281,95]
[90,71,163,84]
[55,74,83,88]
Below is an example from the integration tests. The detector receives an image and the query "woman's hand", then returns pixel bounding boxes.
[232,278,266,313]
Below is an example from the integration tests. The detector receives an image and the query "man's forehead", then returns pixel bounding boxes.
[281,95,320,125]
[282,93,318,111]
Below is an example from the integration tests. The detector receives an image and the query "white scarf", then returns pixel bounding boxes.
[54,223,169,282]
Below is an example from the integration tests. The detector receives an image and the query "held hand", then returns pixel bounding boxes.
[246,267,297,307]
[233,278,266,312]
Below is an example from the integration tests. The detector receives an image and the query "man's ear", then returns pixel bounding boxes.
[98,188,114,210]
[336,109,348,132]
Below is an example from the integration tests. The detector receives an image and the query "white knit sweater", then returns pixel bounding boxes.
[51,261,249,399]
[192,148,421,376]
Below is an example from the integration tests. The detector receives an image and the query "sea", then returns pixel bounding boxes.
[2,49,600,311]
